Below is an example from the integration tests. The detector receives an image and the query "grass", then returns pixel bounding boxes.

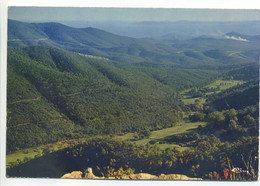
[182,97,202,105]
[6,138,88,168]
[152,122,205,138]
[6,151,39,166]
[114,121,206,151]
[204,79,244,92]
[7,121,206,167]
[181,79,245,105]
[134,122,206,145]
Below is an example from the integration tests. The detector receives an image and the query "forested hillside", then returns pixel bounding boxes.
[7,46,219,152]
[207,80,259,110]
[6,19,259,180]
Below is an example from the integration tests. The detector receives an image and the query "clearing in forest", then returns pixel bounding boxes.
[181,79,245,105]
[115,121,206,150]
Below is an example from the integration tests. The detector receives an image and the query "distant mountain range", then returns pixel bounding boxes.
[8,19,260,68]
[51,20,260,38]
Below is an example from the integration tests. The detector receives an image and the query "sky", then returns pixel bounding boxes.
[8,7,260,23]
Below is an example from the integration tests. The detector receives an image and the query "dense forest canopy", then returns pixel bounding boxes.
[7,45,222,152]
[6,19,259,180]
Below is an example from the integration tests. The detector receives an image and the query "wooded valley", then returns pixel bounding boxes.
[6,19,259,181]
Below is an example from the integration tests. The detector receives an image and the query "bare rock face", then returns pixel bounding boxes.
[128,173,157,180]
[157,174,203,180]
[84,168,96,179]
[61,168,202,180]
[61,171,83,179]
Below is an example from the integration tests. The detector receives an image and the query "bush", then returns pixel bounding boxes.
[190,112,206,122]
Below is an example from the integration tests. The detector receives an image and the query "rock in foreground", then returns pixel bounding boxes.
[61,168,202,180]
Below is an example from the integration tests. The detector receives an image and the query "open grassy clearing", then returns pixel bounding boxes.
[7,121,206,167]
[6,138,88,168]
[6,151,39,166]
[134,122,206,145]
[150,122,205,139]
[204,79,245,92]
[6,149,40,168]
[182,97,204,105]
[114,121,206,151]
[181,79,245,105]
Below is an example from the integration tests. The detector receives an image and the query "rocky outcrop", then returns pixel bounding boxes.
[157,174,202,180]
[61,171,83,179]
[61,168,202,180]
[128,173,157,180]
[84,167,96,179]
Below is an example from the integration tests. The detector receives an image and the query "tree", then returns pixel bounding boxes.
[207,111,225,130]
[190,164,200,177]
[197,141,211,152]
[232,137,258,180]
[190,112,206,122]
[208,111,225,123]
[228,120,238,130]
[193,133,200,140]
[194,99,203,110]
[243,115,255,127]
[137,129,151,139]
[224,109,238,122]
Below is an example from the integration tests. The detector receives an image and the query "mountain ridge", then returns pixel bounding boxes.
[8,19,260,69]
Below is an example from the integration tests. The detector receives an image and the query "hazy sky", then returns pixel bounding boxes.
[8,7,260,22]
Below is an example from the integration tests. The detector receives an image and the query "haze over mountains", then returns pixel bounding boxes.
[8,19,260,69]
[18,20,260,38]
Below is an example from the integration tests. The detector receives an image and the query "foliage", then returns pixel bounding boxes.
[190,112,206,122]
[7,136,258,180]
[6,20,259,180]
[8,46,213,152]
[206,80,259,110]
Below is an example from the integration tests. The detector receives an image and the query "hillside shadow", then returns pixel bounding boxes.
[7,152,75,178]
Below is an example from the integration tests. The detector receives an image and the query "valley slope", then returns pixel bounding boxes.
[7,20,260,152]
[6,19,259,180]
[7,46,219,152]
